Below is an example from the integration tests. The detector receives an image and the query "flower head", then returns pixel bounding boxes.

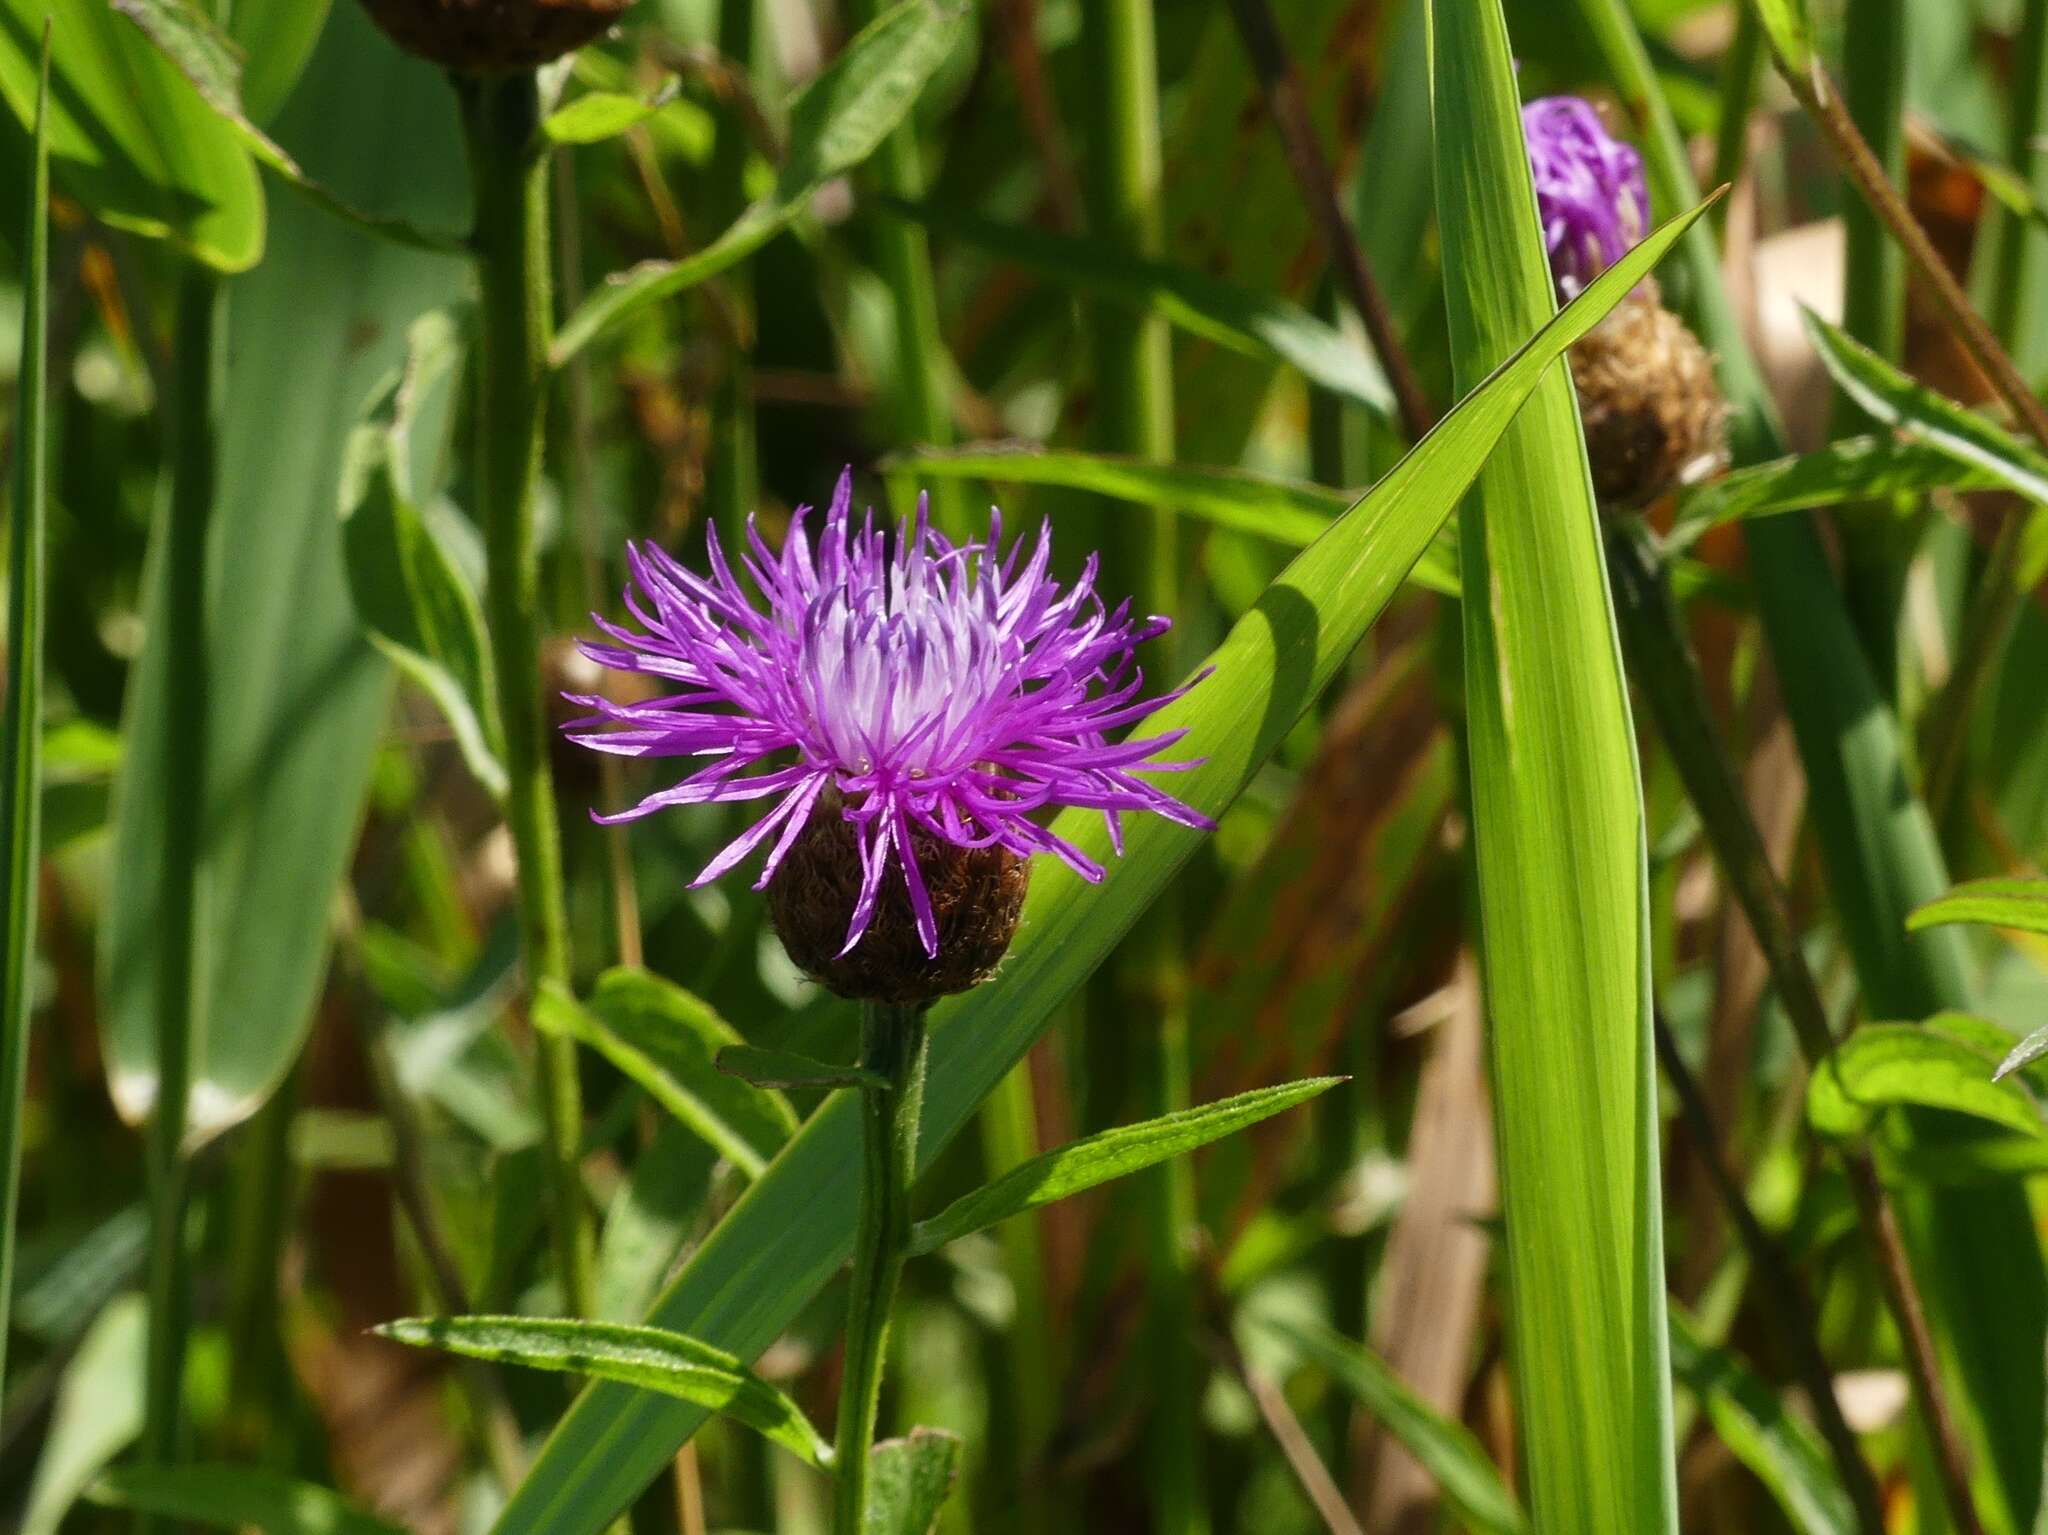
[566,471,1210,994]
[1523,95,1649,298]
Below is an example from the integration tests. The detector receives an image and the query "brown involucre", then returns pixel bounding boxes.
[357,0,631,72]
[1569,277,1727,510]
[767,799,1030,1008]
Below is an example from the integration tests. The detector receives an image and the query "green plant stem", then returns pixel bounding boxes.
[1650,1015,1885,1535]
[0,31,47,1407]
[1708,5,1763,235]
[458,69,594,1320]
[1082,4,1203,1530]
[847,0,963,539]
[137,268,223,1535]
[1604,519,1985,1535]
[831,1001,930,1535]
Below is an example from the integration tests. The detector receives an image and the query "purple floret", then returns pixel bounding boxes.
[1523,95,1649,298]
[565,469,1212,960]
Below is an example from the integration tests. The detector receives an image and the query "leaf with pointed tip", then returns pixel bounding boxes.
[88,1466,407,1535]
[535,970,797,1179]
[716,1046,884,1093]
[379,1316,832,1468]
[866,1429,962,1535]
[1907,878,2048,938]
[1671,435,2003,540]
[1808,1019,2047,1140]
[552,0,967,364]
[544,86,677,144]
[485,190,1719,1535]
[885,445,1458,596]
[909,1079,1338,1257]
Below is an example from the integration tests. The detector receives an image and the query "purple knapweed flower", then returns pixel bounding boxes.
[565,471,1211,969]
[1523,95,1649,298]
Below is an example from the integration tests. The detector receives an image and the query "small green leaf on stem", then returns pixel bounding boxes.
[866,1427,963,1535]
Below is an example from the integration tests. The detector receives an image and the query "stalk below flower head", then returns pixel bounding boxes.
[565,471,1212,1003]
[1523,95,1649,299]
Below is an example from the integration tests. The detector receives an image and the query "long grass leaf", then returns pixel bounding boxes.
[485,192,1717,1535]
[88,1466,408,1535]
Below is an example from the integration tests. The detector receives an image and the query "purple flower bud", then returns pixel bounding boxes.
[565,471,1211,983]
[1523,95,1650,299]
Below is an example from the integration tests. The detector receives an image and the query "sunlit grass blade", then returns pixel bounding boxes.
[485,190,1719,1535]
[0,18,49,1403]
[886,444,1461,595]
[907,1078,1339,1256]
[1263,1316,1527,1535]
[88,1466,407,1535]
[379,1315,833,1468]
[1429,0,1676,1529]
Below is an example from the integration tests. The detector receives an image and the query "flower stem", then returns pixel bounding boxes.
[832,1000,929,1535]
[458,68,594,1319]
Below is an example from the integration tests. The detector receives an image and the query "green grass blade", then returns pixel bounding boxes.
[88,1466,407,1535]
[889,199,1398,425]
[485,191,1718,1535]
[535,971,797,1181]
[1429,1,1676,1529]
[1910,878,2048,936]
[101,6,469,1149]
[885,445,1461,595]
[907,1078,1339,1257]
[1670,1314,1858,1535]
[551,0,966,366]
[20,1296,146,1535]
[1265,1316,1527,1535]
[0,18,48,1403]
[379,1316,833,1468]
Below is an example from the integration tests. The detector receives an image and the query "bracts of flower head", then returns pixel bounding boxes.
[357,0,631,71]
[563,471,1214,1008]
[1523,95,1728,510]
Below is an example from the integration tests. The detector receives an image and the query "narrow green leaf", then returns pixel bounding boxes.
[865,1428,962,1535]
[534,969,798,1179]
[100,6,469,1147]
[1908,877,2048,937]
[1808,1021,2045,1139]
[1802,308,2048,505]
[1671,435,2003,540]
[485,194,1720,1535]
[716,1045,885,1093]
[552,0,966,365]
[225,0,331,125]
[908,1078,1338,1257]
[544,87,676,145]
[1752,0,1817,72]
[0,0,263,269]
[110,0,464,252]
[0,24,49,1401]
[1669,1314,1856,1535]
[1429,0,1676,1527]
[379,1315,833,1468]
[885,444,1459,596]
[339,313,505,799]
[889,199,1397,426]
[88,1466,406,1535]
[1995,1026,2048,1085]
[21,1296,145,1535]
[1266,1316,1527,1535]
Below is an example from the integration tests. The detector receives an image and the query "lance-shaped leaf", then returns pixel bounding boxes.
[908,1079,1338,1256]
[88,1466,407,1535]
[1264,1316,1527,1535]
[887,445,1459,596]
[1671,435,2002,541]
[717,1046,885,1093]
[484,194,1718,1535]
[1808,1019,2047,1139]
[890,200,1397,427]
[544,86,678,145]
[379,1316,832,1469]
[866,1429,963,1535]
[553,0,966,365]
[1908,877,2048,937]
[535,970,797,1180]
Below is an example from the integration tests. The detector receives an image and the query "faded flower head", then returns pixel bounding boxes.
[566,472,1210,1002]
[1523,95,1649,298]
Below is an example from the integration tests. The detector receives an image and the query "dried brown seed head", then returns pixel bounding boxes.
[1569,278,1728,511]
[766,798,1030,1008]
[357,0,630,72]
